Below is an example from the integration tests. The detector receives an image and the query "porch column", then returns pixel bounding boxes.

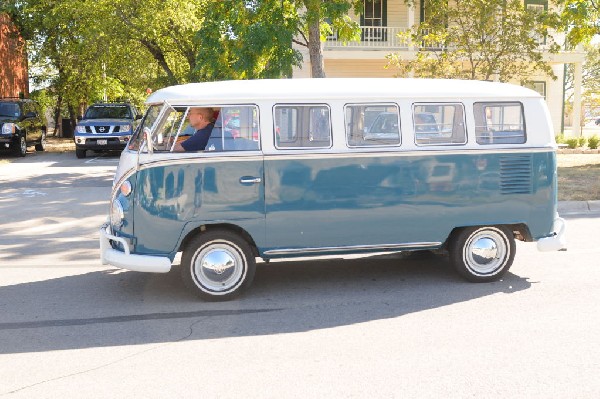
[572,60,583,137]
[407,2,415,51]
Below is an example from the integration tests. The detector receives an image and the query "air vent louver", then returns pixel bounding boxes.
[500,155,532,195]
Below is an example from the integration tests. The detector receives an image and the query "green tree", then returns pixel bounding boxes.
[558,0,600,46]
[387,0,561,83]
[2,0,207,131]
[193,0,302,80]
[194,0,362,80]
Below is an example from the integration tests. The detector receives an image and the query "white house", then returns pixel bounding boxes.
[292,0,585,136]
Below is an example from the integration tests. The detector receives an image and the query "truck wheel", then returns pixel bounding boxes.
[449,226,515,282]
[181,229,256,301]
[15,136,27,157]
[35,131,46,151]
[75,149,87,159]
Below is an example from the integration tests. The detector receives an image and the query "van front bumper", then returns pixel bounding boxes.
[537,216,567,252]
[100,224,172,273]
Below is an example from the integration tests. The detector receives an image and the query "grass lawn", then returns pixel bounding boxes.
[557,154,600,201]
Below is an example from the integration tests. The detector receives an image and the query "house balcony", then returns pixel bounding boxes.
[324,26,444,52]
[324,25,563,55]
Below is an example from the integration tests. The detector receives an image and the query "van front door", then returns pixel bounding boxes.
[133,104,266,255]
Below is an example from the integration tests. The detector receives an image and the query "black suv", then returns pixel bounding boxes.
[74,102,140,158]
[0,98,47,157]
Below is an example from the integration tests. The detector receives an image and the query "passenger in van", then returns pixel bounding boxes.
[173,107,216,152]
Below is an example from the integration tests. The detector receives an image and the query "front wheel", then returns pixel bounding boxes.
[14,135,27,157]
[181,229,256,301]
[449,226,515,282]
[75,148,87,159]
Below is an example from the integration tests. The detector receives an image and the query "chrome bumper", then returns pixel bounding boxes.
[537,216,567,252]
[99,224,172,273]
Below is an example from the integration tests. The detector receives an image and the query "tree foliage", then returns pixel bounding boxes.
[193,0,302,80]
[387,0,561,83]
[1,0,213,127]
[1,0,365,126]
[194,0,362,79]
[558,0,600,46]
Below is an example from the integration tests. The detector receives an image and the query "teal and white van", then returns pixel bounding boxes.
[100,78,566,300]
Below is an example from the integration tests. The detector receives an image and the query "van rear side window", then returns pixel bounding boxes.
[413,103,466,146]
[474,102,526,144]
[274,105,332,148]
[345,104,401,147]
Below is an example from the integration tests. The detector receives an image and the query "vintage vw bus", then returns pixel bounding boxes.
[100,78,566,300]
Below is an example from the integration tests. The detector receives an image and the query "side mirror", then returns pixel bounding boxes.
[77,115,83,121]
[23,111,37,119]
[135,114,142,120]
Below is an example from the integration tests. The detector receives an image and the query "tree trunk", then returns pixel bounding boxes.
[68,104,78,138]
[308,18,326,78]
[53,95,62,137]
[140,39,179,85]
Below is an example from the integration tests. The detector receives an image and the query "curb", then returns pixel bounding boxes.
[558,200,600,215]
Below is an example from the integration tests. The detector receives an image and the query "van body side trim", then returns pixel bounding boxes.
[263,242,442,256]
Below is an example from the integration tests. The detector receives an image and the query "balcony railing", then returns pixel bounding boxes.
[325,26,410,49]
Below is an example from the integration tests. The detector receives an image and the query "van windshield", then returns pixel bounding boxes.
[128,104,162,151]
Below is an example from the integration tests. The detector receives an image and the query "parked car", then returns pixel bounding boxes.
[74,102,140,158]
[363,112,400,142]
[0,97,46,157]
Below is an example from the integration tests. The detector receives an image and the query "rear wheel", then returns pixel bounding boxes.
[75,148,87,159]
[449,226,515,282]
[181,229,256,301]
[35,131,46,151]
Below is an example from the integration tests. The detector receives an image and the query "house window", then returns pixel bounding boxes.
[525,0,547,12]
[525,0,548,45]
[527,81,546,99]
[362,0,387,41]
[420,0,447,24]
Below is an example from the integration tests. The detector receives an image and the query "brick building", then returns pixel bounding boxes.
[0,13,29,98]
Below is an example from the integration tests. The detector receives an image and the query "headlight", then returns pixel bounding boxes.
[120,180,132,197]
[2,123,16,134]
[120,124,131,133]
[110,199,124,227]
[75,125,86,133]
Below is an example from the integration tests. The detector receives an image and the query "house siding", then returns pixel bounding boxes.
[325,59,397,78]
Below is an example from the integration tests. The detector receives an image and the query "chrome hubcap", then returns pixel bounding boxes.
[192,241,245,294]
[463,229,508,276]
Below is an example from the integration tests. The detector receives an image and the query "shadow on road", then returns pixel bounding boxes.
[0,252,531,354]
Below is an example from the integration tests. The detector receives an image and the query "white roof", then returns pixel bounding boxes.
[146,78,541,105]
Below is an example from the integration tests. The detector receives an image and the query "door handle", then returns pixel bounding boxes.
[239,177,262,184]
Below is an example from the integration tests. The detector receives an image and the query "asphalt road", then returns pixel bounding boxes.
[1,151,599,398]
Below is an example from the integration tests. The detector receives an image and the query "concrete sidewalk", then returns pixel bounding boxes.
[558,200,600,215]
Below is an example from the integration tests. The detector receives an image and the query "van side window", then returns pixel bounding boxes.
[345,104,401,147]
[474,102,526,144]
[413,103,466,146]
[274,105,332,148]
[215,106,260,151]
[149,105,260,152]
